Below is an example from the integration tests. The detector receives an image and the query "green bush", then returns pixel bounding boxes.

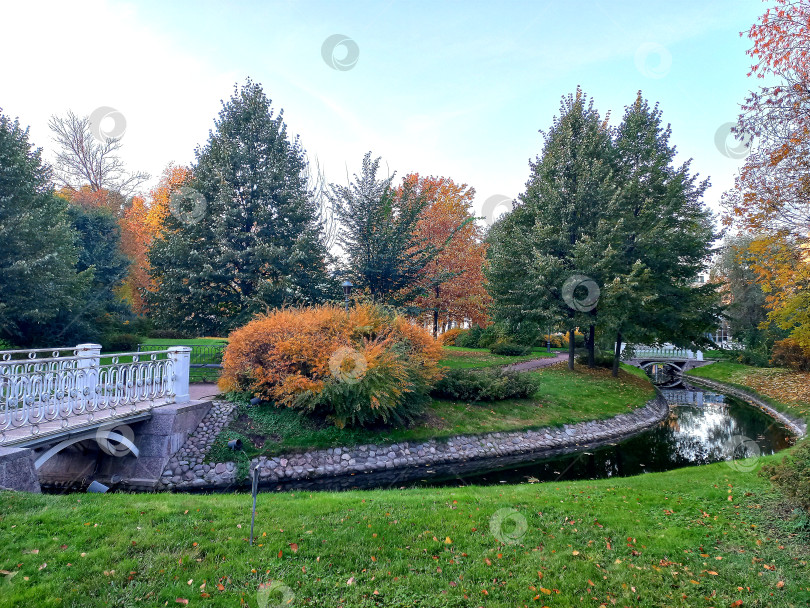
[762,441,810,512]
[575,352,615,368]
[732,347,771,368]
[490,341,531,356]
[101,333,143,352]
[456,325,484,348]
[149,329,188,339]
[432,368,537,402]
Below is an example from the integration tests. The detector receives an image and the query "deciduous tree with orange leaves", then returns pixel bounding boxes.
[119,165,190,311]
[399,174,490,337]
[723,0,810,351]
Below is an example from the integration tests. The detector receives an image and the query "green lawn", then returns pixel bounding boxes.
[100,338,228,383]
[207,363,655,461]
[439,346,557,369]
[687,361,758,384]
[2,455,807,607]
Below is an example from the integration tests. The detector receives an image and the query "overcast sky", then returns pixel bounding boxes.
[1,0,763,223]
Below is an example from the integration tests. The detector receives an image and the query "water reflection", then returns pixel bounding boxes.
[223,385,796,493]
[420,385,794,487]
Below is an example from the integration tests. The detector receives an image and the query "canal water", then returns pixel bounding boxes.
[256,382,796,492]
[418,384,795,488]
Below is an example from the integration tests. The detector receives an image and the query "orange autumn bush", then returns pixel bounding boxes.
[219,303,443,428]
[439,327,464,345]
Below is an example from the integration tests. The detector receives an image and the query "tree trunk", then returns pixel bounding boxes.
[568,329,575,371]
[432,284,440,338]
[587,324,596,368]
[612,331,623,378]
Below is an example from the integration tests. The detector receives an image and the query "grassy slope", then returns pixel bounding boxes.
[687,361,810,421]
[208,363,656,459]
[2,459,807,607]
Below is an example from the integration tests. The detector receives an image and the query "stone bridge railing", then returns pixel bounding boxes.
[0,343,190,444]
[622,344,703,361]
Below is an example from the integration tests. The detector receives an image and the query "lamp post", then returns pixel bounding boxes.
[342,280,353,314]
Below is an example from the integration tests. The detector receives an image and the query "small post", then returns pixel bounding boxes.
[249,466,259,545]
[342,280,353,315]
[546,326,551,353]
[168,346,191,403]
[76,343,101,409]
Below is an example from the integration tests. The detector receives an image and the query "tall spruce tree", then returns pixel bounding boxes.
[147,81,334,335]
[53,205,132,343]
[487,88,617,369]
[329,153,440,305]
[596,94,720,375]
[0,110,91,347]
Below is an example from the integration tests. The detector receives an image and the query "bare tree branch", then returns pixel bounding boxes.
[48,110,149,198]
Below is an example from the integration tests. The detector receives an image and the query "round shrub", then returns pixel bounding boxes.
[490,341,531,356]
[770,338,810,371]
[148,329,188,340]
[432,368,537,401]
[440,327,464,346]
[101,333,143,352]
[219,304,443,429]
[456,325,484,348]
[575,351,615,368]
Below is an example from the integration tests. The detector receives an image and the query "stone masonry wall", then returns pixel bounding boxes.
[157,395,670,491]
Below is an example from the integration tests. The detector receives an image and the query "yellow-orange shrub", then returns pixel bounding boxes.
[440,327,464,346]
[219,304,443,428]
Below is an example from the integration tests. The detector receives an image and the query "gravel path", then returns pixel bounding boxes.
[503,352,568,372]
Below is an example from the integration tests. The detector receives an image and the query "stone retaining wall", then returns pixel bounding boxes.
[158,394,670,491]
[685,376,807,438]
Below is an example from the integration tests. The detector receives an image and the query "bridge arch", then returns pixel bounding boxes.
[33,429,139,470]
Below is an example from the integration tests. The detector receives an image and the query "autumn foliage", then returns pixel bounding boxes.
[219,304,443,428]
[723,0,810,350]
[398,174,491,335]
[119,165,190,311]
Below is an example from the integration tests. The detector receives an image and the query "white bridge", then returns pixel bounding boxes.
[621,344,711,386]
[0,343,191,470]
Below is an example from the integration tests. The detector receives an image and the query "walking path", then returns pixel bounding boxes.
[503,352,568,373]
[190,382,221,401]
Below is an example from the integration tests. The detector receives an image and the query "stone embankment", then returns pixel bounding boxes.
[157,394,670,491]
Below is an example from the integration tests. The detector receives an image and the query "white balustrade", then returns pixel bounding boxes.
[620,344,703,360]
[0,344,191,443]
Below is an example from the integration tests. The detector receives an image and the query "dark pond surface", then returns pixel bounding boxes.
[257,382,796,492]
[415,384,795,488]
